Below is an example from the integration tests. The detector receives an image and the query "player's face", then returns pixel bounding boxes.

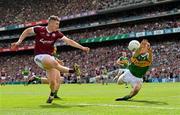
[140,43,150,54]
[49,20,60,31]
[140,39,150,54]
[122,52,126,57]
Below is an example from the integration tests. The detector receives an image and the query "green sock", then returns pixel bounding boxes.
[54,90,58,96]
[34,77,41,83]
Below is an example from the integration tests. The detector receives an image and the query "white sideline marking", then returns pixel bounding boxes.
[66,103,180,110]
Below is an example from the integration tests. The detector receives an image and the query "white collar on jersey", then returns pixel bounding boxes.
[46,26,51,33]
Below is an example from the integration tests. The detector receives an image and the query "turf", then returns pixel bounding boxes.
[0,83,180,115]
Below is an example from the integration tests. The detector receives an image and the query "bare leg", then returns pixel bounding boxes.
[46,68,58,103]
[115,82,142,101]
[117,73,125,85]
[113,69,123,81]
[54,70,61,98]
[42,56,73,73]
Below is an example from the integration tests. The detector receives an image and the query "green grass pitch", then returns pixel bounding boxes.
[0,83,180,115]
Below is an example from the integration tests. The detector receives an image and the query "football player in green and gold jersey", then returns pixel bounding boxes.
[116,39,152,101]
[114,52,129,86]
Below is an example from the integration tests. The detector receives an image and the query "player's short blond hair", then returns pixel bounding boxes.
[48,15,60,22]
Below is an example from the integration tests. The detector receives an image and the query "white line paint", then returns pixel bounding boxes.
[65,103,180,110]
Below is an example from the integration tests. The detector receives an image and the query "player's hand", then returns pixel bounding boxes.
[140,39,148,48]
[11,41,21,50]
[82,47,90,53]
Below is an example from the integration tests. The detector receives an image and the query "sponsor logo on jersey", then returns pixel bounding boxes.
[40,39,54,44]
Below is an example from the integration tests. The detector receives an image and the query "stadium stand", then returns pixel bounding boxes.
[98,0,152,10]
[0,38,179,83]
[0,0,179,83]
[0,19,179,48]
[0,0,97,27]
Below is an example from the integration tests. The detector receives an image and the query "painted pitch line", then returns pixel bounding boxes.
[66,103,180,110]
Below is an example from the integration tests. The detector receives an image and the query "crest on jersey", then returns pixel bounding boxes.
[52,33,56,37]
[40,32,45,35]
[46,33,50,37]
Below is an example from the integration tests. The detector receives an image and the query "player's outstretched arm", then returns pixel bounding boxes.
[61,36,90,53]
[133,39,149,58]
[11,27,34,49]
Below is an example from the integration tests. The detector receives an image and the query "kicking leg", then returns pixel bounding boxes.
[113,69,124,81]
[117,73,125,85]
[43,56,74,73]
[33,55,79,103]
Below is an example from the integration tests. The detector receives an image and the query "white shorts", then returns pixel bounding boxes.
[34,54,55,70]
[23,76,28,79]
[114,69,127,80]
[119,69,143,87]
[1,77,6,80]
[102,75,108,79]
[117,69,127,75]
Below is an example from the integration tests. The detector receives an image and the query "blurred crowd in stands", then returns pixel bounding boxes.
[63,1,179,29]
[145,40,180,82]
[0,0,97,27]
[0,39,180,83]
[0,19,179,49]
[67,19,180,41]
[0,0,180,84]
[1,0,179,27]
[98,0,152,10]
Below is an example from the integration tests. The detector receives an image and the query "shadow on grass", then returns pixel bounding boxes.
[40,103,88,108]
[126,99,168,105]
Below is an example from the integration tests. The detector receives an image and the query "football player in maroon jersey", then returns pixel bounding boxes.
[12,15,90,103]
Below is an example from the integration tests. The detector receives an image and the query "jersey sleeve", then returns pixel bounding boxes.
[33,26,42,34]
[118,57,123,61]
[57,31,64,39]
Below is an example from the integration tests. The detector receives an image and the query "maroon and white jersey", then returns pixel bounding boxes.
[95,69,101,76]
[33,26,64,55]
